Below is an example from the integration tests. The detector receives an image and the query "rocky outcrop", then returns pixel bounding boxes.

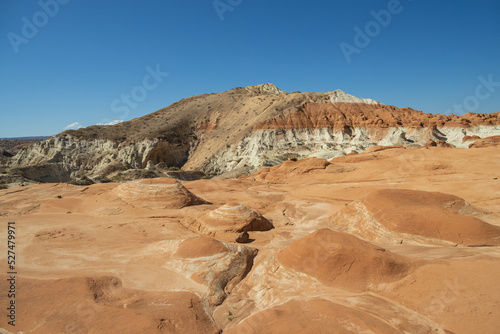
[7,84,500,185]
[332,189,500,246]
[462,135,481,143]
[116,178,210,209]
[10,136,160,178]
[11,163,72,183]
[469,135,500,148]
[328,89,380,104]
[254,103,500,130]
[202,124,499,174]
[187,203,273,238]
[168,236,259,313]
[249,157,332,183]
[278,229,416,291]
[0,138,46,155]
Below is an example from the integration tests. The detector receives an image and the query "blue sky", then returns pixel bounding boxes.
[1,0,499,137]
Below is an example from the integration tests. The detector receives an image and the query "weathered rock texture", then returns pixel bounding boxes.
[332,189,500,246]
[116,177,210,209]
[187,203,273,237]
[7,84,500,185]
[2,144,500,333]
[278,229,416,291]
[469,135,500,148]
[169,236,258,313]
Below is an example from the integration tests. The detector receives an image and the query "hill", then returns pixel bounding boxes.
[3,83,500,187]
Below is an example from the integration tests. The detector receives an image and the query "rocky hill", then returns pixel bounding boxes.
[0,138,46,156]
[5,83,500,186]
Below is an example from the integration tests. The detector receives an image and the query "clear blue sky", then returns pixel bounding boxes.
[1,0,499,137]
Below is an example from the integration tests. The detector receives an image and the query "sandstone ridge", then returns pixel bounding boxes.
[333,189,500,246]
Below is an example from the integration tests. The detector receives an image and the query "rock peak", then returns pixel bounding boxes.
[328,89,380,104]
[249,83,287,95]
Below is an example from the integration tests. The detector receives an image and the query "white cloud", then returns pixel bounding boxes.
[96,120,124,126]
[64,122,83,130]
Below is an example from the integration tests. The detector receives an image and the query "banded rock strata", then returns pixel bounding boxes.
[6,83,500,185]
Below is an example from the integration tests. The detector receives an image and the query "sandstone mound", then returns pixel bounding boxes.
[278,229,414,291]
[426,139,454,148]
[192,203,273,236]
[175,236,228,258]
[250,157,330,182]
[333,189,500,246]
[332,152,390,163]
[462,135,481,143]
[225,298,444,334]
[469,135,500,148]
[116,177,210,209]
[364,145,405,153]
[5,275,219,334]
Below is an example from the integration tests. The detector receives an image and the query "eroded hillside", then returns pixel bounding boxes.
[4,83,500,187]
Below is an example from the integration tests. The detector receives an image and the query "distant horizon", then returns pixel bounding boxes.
[1,1,499,137]
[0,136,51,140]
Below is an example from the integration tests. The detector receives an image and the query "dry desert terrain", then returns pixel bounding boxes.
[1,144,500,334]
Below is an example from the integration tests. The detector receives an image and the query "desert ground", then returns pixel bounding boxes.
[1,145,500,333]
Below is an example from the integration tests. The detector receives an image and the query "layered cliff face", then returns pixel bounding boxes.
[10,137,162,181]
[8,83,500,184]
[203,123,499,174]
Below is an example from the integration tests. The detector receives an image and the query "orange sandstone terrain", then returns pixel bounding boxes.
[1,143,500,333]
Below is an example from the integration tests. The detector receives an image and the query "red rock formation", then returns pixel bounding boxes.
[190,203,273,237]
[278,229,415,291]
[250,157,331,183]
[462,135,481,143]
[427,139,455,148]
[365,145,405,153]
[333,189,500,246]
[469,135,500,148]
[426,139,438,147]
[225,298,433,334]
[9,276,220,333]
[175,236,228,258]
[116,178,210,209]
[254,102,500,130]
